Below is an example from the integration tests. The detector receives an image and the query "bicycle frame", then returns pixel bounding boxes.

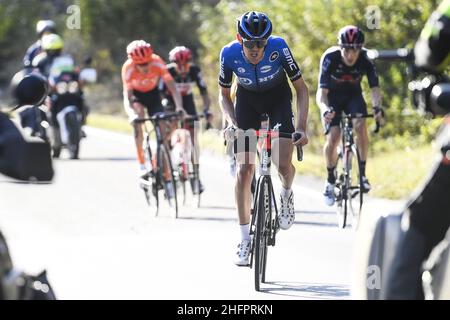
[333,113,374,229]
[245,128,302,290]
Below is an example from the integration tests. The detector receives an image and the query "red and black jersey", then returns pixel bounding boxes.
[165,62,208,96]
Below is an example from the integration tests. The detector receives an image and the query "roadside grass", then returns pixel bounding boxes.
[88,113,433,200]
[87,113,132,134]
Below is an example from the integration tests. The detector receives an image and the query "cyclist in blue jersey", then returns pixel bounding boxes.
[316,25,384,206]
[219,11,309,266]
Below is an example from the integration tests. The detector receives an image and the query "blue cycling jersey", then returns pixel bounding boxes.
[219,36,302,92]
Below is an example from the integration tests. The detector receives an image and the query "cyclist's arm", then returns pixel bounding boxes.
[165,79,183,112]
[124,89,135,107]
[219,86,237,127]
[121,63,138,110]
[292,77,309,133]
[317,51,333,115]
[364,51,380,109]
[218,46,236,126]
[193,65,211,111]
[371,86,382,108]
[158,60,183,112]
[316,88,330,115]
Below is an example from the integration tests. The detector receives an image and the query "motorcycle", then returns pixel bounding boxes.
[49,70,84,159]
[353,48,450,300]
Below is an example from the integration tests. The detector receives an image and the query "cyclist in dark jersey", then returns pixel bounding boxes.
[164,46,211,116]
[219,11,309,266]
[317,25,384,207]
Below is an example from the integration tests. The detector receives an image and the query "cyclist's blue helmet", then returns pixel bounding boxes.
[237,11,272,40]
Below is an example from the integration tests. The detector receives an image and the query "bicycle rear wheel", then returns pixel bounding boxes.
[159,143,179,218]
[189,146,201,208]
[254,177,269,291]
[174,161,187,206]
[349,145,364,230]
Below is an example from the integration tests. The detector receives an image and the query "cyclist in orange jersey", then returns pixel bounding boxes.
[121,40,184,177]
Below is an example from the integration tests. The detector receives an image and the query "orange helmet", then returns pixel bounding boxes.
[169,46,192,65]
[127,40,153,64]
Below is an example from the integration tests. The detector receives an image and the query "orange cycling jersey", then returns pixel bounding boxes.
[122,54,173,92]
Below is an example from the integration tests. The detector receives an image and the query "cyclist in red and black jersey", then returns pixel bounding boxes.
[162,46,212,193]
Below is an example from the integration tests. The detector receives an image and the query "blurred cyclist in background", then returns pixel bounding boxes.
[121,40,184,178]
[162,45,212,192]
[23,20,57,69]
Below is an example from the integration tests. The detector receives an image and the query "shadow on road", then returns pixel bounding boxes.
[0,180,52,185]
[295,209,335,215]
[292,220,338,228]
[177,216,237,223]
[56,157,136,162]
[199,205,236,211]
[261,281,350,299]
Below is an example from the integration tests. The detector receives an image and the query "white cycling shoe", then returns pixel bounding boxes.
[279,191,295,230]
[234,239,252,266]
[323,182,336,206]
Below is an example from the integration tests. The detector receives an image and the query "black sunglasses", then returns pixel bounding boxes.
[242,39,267,49]
[340,44,363,50]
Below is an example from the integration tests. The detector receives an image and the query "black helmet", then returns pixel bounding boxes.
[338,25,365,48]
[10,71,49,107]
[237,11,272,40]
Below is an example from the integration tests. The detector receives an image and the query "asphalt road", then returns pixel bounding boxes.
[0,127,404,300]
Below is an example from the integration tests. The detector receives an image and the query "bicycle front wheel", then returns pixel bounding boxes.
[158,143,179,218]
[335,149,349,229]
[142,140,159,217]
[254,177,269,292]
[349,144,364,230]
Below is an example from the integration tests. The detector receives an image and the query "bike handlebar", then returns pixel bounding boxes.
[226,129,304,162]
[324,113,380,135]
[367,48,413,61]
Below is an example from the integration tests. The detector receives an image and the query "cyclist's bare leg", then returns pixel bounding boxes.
[353,118,368,162]
[235,152,256,224]
[132,106,145,166]
[324,126,341,168]
[187,125,200,166]
[272,138,295,189]
[160,120,174,181]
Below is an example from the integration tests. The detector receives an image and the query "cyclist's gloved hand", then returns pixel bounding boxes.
[223,124,237,143]
[176,107,187,118]
[323,106,336,124]
[373,106,386,125]
[292,130,308,147]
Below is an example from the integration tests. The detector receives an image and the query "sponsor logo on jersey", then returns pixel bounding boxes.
[269,51,279,62]
[238,77,253,85]
[260,65,272,73]
[220,57,226,79]
[283,48,297,71]
[258,68,280,83]
[322,58,331,72]
[238,67,246,73]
